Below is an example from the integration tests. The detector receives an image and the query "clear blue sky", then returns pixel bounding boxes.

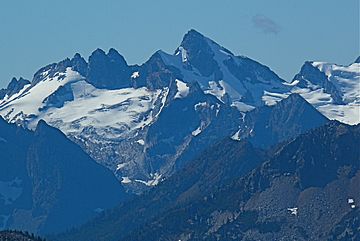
[0,0,359,87]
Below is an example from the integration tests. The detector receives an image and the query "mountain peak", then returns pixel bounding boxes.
[72,52,83,60]
[239,92,329,148]
[354,56,360,64]
[180,29,209,49]
[107,48,128,66]
[108,47,120,56]
[0,76,30,99]
[71,53,88,76]
[91,48,106,57]
[177,29,221,77]
[87,48,131,89]
[182,29,206,42]
[8,76,30,88]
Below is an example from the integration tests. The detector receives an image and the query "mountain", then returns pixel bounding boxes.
[127,122,359,241]
[54,139,266,241]
[0,77,30,100]
[0,117,128,235]
[355,56,360,64]
[158,30,359,124]
[159,29,290,107]
[291,59,360,124]
[55,121,360,241]
[0,29,357,193]
[232,93,329,148]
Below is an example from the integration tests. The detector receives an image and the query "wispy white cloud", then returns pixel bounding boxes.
[252,14,281,34]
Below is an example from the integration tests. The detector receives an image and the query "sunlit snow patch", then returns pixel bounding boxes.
[348,198,356,209]
[136,139,145,145]
[262,91,289,106]
[0,68,83,125]
[205,81,226,102]
[287,207,298,216]
[135,173,163,186]
[231,101,255,112]
[178,46,188,63]
[174,79,190,99]
[121,177,132,184]
[38,81,163,138]
[192,126,202,136]
[116,163,127,171]
[131,71,140,79]
[231,130,241,141]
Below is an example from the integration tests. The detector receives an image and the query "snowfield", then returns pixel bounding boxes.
[0,68,166,139]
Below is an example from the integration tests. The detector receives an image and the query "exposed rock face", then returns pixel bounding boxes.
[0,77,30,99]
[87,48,131,89]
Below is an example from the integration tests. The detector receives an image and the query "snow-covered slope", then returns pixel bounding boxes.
[159,30,359,124]
[0,67,167,139]
[291,60,359,124]
[160,29,291,111]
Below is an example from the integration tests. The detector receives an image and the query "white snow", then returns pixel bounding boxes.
[135,173,162,186]
[0,71,165,139]
[121,177,132,184]
[231,101,255,112]
[131,71,140,79]
[194,102,207,110]
[174,79,190,99]
[154,87,169,119]
[287,207,298,216]
[289,62,360,124]
[136,139,145,145]
[178,46,188,62]
[317,103,359,125]
[205,81,226,102]
[159,38,358,124]
[43,82,162,137]
[283,80,299,86]
[206,38,290,107]
[116,163,127,171]
[0,83,31,106]
[291,88,332,106]
[313,61,359,102]
[162,38,290,109]
[231,129,241,141]
[262,91,289,106]
[0,68,82,124]
[192,126,202,136]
